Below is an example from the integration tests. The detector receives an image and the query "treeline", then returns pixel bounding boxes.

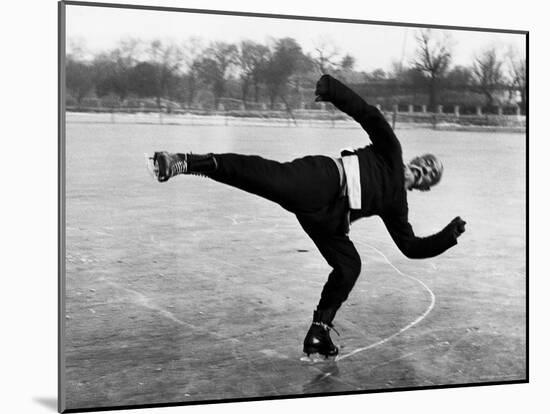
[66,30,526,114]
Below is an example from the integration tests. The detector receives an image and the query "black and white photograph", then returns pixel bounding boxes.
[59,1,528,412]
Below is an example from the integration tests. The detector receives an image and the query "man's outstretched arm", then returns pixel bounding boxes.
[382,215,466,259]
[315,74,399,152]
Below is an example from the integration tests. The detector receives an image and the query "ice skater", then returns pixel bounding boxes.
[149,74,466,359]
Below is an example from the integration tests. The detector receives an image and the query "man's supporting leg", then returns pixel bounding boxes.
[313,234,362,311]
[299,220,362,357]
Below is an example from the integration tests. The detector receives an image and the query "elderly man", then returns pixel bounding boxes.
[150,74,466,359]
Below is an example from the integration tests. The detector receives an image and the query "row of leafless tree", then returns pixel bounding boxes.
[66,30,526,113]
[409,30,525,111]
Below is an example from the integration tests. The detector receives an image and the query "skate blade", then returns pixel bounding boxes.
[300,353,337,363]
[145,153,159,180]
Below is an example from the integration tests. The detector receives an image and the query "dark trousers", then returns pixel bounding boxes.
[209,153,362,312]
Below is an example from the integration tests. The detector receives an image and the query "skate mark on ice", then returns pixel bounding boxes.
[336,242,436,362]
[260,350,363,390]
[224,214,259,225]
[368,341,449,371]
[208,255,286,277]
[105,277,344,390]
[102,278,241,344]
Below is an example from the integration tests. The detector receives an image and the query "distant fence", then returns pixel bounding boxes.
[66,102,526,131]
[381,103,525,129]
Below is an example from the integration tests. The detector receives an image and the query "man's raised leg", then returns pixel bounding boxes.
[152,151,341,214]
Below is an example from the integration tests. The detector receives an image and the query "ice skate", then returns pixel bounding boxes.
[301,308,339,362]
[146,152,218,182]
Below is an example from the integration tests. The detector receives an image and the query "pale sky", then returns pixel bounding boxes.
[66,3,526,72]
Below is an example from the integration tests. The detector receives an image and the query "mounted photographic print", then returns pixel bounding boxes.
[59,1,528,412]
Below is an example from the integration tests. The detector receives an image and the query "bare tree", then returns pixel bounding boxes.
[263,38,306,109]
[66,37,95,106]
[236,40,270,107]
[146,40,183,108]
[117,38,142,64]
[334,54,356,83]
[195,42,238,108]
[287,51,315,111]
[312,37,341,74]
[445,65,473,90]
[340,54,355,71]
[66,59,94,106]
[472,48,504,108]
[507,48,526,113]
[93,38,141,105]
[412,29,453,111]
[181,37,205,68]
[128,61,162,101]
[180,37,205,107]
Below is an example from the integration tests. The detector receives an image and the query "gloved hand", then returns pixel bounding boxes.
[449,216,466,239]
[315,74,331,102]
